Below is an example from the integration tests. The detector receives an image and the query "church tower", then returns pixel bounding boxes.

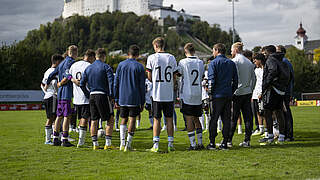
[294,22,308,50]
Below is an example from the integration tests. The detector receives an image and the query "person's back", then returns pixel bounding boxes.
[233,53,256,96]
[85,60,113,95]
[70,60,91,105]
[179,57,204,105]
[56,56,75,100]
[209,55,238,98]
[115,58,145,106]
[147,52,177,102]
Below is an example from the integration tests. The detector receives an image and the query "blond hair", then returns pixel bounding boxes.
[184,43,195,55]
[152,37,165,49]
[68,45,78,56]
[232,42,244,52]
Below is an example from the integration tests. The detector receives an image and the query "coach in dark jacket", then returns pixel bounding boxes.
[260,45,290,145]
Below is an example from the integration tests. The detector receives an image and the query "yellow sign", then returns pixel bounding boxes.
[297,100,317,106]
[314,48,320,62]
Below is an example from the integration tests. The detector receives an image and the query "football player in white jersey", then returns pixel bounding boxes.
[178,43,205,150]
[41,54,64,145]
[69,49,96,147]
[146,37,178,152]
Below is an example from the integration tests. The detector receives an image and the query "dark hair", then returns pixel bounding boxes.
[213,43,226,55]
[243,50,253,60]
[95,48,106,59]
[51,54,64,64]
[128,45,140,57]
[152,37,165,49]
[277,45,286,54]
[184,43,195,55]
[253,53,266,65]
[264,45,276,54]
[85,49,95,58]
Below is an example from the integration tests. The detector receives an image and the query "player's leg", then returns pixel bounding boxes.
[185,115,196,150]
[237,115,243,134]
[89,95,100,149]
[164,102,174,152]
[125,108,138,151]
[149,101,161,152]
[119,107,129,150]
[61,100,74,147]
[77,105,90,147]
[220,98,232,150]
[145,103,153,130]
[207,98,222,150]
[136,114,141,129]
[115,109,120,131]
[193,105,204,150]
[44,97,55,144]
[239,94,253,147]
[102,96,114,149]
[229,96,241,144]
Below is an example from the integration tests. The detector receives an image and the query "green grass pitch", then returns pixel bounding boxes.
[0,107,320,179]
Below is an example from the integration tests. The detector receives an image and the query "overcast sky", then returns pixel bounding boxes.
[1,0,319,50]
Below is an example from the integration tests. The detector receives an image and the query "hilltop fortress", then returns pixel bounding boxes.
[62,0,200,21]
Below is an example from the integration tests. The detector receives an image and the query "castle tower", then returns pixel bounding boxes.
[294,22,308,50]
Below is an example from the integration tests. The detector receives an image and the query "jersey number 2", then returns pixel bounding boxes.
[191,70,199,86]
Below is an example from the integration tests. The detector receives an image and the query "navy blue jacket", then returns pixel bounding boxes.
[114,58,145,106]
[80,60,114,98]
[47,56,75,100]
[283,58,294,96]
[208,55,238,98]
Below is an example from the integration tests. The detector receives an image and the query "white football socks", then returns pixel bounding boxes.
[188,132,196,147]
[199,115,205,130]
[120,124,127,146]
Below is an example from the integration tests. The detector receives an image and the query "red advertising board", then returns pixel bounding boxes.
[0,104,42,111]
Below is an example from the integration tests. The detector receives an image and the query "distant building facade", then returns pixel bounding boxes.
[286,23,320,63]
[62,0,199,21]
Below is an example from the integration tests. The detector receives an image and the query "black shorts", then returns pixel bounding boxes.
[89,94,114,121]
[76,104,90,119]
[145,103,152,111]
[43,96,57,119]
[152,101,174,118]
[120,106,141,118]
[263,88,284,110]
[181,101,203,117]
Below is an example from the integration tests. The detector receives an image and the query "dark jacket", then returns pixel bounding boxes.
[208,55,238,98]
[262,52,290,94]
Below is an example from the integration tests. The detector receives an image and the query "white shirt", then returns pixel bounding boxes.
[232,53,256,96]
[145,79,152,104]
[178,56,204,105]
[41,68,58,99]
[70,60,91,105]
[252,68,263,99]
[202,70,209,100]
[146,52,177,102]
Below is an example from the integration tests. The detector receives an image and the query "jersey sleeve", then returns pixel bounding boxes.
[146,56,153,72]
[171,56,178,74]
[105,64,114,98]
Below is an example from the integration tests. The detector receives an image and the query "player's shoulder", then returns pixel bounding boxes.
[45,67,55,75]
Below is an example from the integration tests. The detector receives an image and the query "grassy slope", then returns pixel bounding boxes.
[0,107,319,179]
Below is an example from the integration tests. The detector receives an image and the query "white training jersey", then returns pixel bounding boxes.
[252,68,263,99]
[178,56,205,105]
[145,78,152,104]
[70,60,91,105]
[42,68,58,99]
[146,52,177,102]
[202,70,209,100]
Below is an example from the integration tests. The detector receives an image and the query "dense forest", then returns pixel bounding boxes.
[0,11,240,90]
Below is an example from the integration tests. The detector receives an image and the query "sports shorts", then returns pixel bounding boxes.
[120,106,141,118]
[56,100,72,117]
[76,104,90,119]
[89,94,113,121]
[152,101,174,119]
[43,96,57,119]
[181,101,203,117]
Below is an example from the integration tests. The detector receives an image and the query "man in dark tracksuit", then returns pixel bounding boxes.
[277,45,295,141]
[207,43,238,150]
[259,45,290,145]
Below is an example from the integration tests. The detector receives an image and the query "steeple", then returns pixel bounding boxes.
[294,22,308,50]
[296,22,306,37]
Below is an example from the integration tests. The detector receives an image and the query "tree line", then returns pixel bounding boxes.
[0,11,239,90]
